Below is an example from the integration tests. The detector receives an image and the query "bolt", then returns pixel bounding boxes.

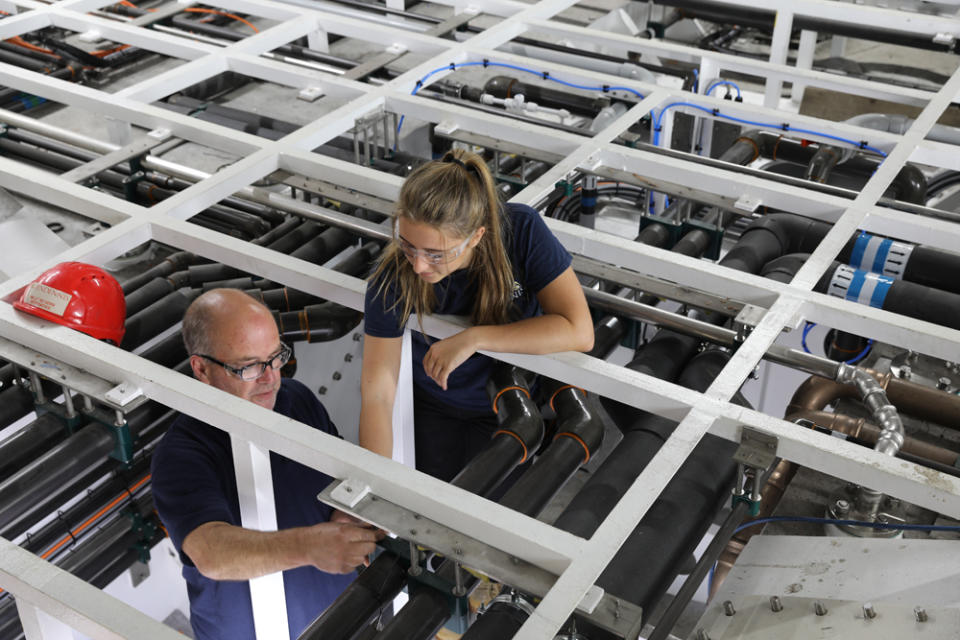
[770,596,783,612]
[344,354,353,362]
[938,377,951,390]
[863,602,876,619]
[344,486,353,493]
[332,372,341,380]
[353,333,362,341]
[907,350,918,364]
[723,600,736,616]
[914,606,928,622]
[814,601,828,616]
[899,365,912,380]
[317,386,327,395]
[835,499,850,515]
[452,562,466,597]
[408,540,422,577]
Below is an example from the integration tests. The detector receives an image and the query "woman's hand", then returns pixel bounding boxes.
[423,329,478,390]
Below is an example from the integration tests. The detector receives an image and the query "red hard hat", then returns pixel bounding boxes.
[14,262,126,345]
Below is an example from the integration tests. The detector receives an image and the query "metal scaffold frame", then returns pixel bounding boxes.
[0,0,959,637]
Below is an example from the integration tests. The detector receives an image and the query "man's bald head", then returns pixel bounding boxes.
[182,288,273,357]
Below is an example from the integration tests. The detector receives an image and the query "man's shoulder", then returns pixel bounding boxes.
[277,378,339,436]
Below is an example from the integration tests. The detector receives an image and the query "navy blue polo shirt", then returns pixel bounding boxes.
[364,203,571,412]
[151,378,355,640]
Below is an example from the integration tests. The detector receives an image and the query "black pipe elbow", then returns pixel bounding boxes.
[546,384,604,463]
[277,302,363,343]
[893,163,927,204]
[485,365,544,455]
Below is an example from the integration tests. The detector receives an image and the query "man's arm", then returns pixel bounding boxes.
[182,520,382,580]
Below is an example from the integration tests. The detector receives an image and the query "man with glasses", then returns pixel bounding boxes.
[151,288,381,640]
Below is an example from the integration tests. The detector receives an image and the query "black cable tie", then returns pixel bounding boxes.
[602,84,610,92]
[414,79,423,89]
[56,511,77,544]
[712,107,720,116]
[448,62,456,71]
[859,140,868,149]
[781,122,791,131]
[542,71,549,80]
[483,58,489,67]
[654,126,662,132]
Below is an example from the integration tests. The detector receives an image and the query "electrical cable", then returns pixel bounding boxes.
[652,101,889,157]
[734,515,960,535]
[705,80,741,99]
[801,321,874,364]
[395,60,646,143]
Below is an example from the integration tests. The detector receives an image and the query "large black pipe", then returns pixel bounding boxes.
[121,289,200,350]
[0,402,170,539]
[460,600,529,640]
[0,385,36,431]
[595,350,746,621]
[553,331,703,538]
[121,251,198,294]
[450,365,543,497]
[276,302,364,343]
[0,413,69,484]
[498,381,604,516]
[372,586,451,640]
[298,552,408,640]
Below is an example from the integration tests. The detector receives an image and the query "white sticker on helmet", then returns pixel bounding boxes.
[23,283,72,316]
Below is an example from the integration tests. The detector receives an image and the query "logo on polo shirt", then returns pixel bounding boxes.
[512,280,524,300]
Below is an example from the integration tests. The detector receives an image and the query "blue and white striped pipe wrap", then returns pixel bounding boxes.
[828,264,894,309]
[848,232,914,279]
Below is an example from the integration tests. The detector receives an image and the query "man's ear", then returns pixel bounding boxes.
[190,355,212,385]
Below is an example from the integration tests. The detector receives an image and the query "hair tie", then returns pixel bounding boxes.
[445,156,468,170]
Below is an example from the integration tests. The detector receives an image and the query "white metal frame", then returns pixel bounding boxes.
[0,0,958,638]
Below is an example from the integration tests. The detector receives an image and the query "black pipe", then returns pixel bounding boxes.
[248,287,322,313]
[137,329,188,368]
[498,381,603,516]
[124,277,175,317]
[449,365,544,497]
[594,350,748,621]
[0,413,69,483]
[553,332,705,538]
[460,600,529,640]
[121,289,200,350]
[292,226,357,265]
[372,586,450,640]
[251,216,300,246]
[0,402,170,539]
[276,302,364,343]
[267,221,323,254]
[0,385,36,431]
[902,245,960,295]
[121,251,198,294]
[297,553,408,640]
[661,0,957,52]
[588,316,626,360]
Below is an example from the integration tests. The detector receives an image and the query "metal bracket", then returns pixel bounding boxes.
[639,214,684,247]
[733,426,778,471]
[733,304,767,343]
[318,480,644,638]
[0,337,148,412]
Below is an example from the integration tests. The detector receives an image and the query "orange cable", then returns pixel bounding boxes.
[40,475,151,560]
[184,8,258,33]
[6,36,57,56]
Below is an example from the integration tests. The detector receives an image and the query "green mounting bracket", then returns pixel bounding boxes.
[554,179,574,198]
[681,219,724,261]
[639,214,684,247]
[379,536,472,634]
[731,493,762,517]
[122,170,147,203]
[33,400,85,434]
[126,510,158,564]
[85,406,136,465]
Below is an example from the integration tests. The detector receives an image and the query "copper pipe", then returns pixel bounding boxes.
[787,370,960,428]
[712,371,960,598]
[788,409,960,467]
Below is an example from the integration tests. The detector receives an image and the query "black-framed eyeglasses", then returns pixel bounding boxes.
[194,343,292,381]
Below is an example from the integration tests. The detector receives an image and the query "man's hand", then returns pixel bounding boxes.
[423,329,478,390]
[301,521,385,574]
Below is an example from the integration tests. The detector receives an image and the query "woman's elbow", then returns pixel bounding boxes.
[573,324,594,353]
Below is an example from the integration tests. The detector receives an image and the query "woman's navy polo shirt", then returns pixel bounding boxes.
[364,203,571,412]
[151,378,355,640]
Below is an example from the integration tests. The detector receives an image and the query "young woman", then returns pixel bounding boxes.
[360,149,594,481]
